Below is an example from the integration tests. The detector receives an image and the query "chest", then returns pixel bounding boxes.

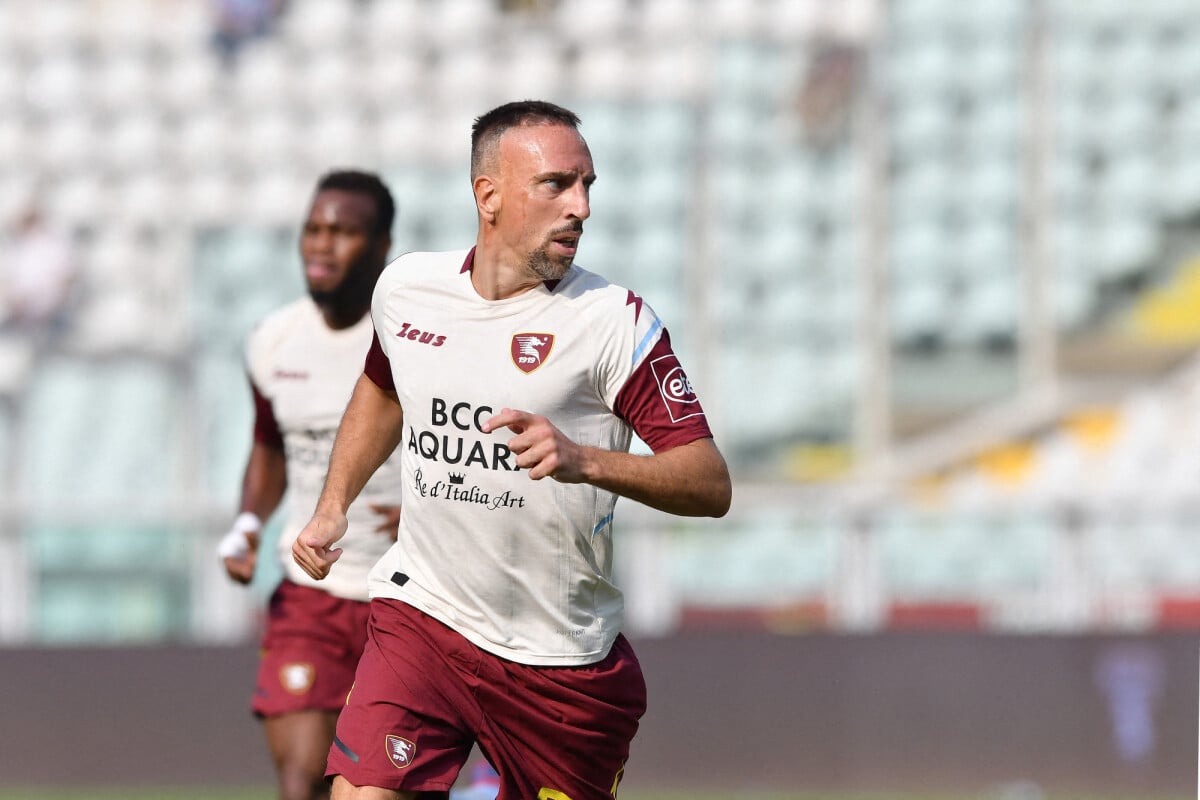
[260,329,371,429]
[383,299,604,427]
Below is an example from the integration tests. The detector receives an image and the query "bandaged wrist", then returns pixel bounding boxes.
[232,511,262,534]
[217,512,262,559]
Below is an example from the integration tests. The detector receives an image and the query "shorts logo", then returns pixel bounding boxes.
[511,333,554,374]
[280,662,315,695]
[649,355,703,423]
[386,734,416,769]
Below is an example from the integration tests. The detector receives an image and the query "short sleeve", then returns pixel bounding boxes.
[363,331,395,390]
[250,376,284,449]
[613,330,714,453]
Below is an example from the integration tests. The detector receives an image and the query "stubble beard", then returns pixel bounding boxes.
[526,246,571,282]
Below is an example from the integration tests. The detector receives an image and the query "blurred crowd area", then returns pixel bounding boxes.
[4,0,1200,644]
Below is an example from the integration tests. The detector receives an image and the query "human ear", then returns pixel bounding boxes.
[475,175,499,223]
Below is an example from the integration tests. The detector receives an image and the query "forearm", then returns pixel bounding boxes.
[317,373,404,515]
[581,437,732,517]
[238,442,287,520]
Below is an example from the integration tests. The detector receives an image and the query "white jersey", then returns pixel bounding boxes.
[246,298,404,602]
[365,249,713,665]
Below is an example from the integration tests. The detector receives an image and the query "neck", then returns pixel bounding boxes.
[470,239,544,301]
[309,262,379,329]
[317,300,369,330]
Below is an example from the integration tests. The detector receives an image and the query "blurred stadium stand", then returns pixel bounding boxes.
[5,0,1200,644]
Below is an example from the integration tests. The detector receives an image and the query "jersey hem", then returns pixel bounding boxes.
[375,596,615,667]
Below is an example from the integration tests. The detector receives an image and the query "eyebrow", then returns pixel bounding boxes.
[535,170,597,185]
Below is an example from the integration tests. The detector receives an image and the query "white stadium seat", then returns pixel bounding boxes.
[46,171,109,230]
[426,0,501,45]
[496,39,568,103]
[156,46,223,114]
[105,111,167,174]
[24,2,85,53]
[37,111,96,175]
[24,52,88,115]
[280,0,358,50]
[93,52,155,115]
[231,40,293,111]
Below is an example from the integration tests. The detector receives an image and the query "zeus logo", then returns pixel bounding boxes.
[396,321,446,347]
[661,367,696,403]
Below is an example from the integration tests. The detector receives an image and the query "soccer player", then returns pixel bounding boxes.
[218,170,405,800]
[292,101,732,800]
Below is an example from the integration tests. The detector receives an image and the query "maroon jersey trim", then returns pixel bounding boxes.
[251,377,284,449]
[364,331,395,391]
[614,331,713,453]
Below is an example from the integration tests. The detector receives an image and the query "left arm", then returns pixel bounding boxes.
[483,409,731,517]
[369,504,402,541]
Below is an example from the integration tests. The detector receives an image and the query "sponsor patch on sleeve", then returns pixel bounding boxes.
[650,355,703,423]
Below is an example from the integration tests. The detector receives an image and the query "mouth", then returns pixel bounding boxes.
[549,231,581,257]
[305,262,337,283]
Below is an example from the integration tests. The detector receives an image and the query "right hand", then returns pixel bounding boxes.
[370,504,402,541]
[291,510,348,580]
[221,530,260,585]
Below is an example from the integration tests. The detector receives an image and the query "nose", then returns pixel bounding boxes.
[566,182,590,221]
[304,227,334,253]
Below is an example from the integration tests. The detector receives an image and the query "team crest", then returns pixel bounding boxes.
[385,734,416,769]
[280,662,315,695]
[511,333,554,373]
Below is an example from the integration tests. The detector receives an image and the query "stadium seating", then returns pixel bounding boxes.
[7,0,1200,642]
[670,511,841,608]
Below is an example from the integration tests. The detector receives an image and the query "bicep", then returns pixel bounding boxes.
[335,373,405,464]
[656,437,728,481]
[347,372,403,429]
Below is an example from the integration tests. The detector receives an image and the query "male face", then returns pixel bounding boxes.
[495,123,595,281]
[299,188,383,304]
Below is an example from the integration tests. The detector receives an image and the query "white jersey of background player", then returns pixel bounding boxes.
[246,298,403,600]
[216,171,419,800]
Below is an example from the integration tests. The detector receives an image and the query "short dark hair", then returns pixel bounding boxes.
[470,100,582,179]
[314,170,395,238]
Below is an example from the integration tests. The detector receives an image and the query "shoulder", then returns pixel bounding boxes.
[556,266,627,309]
[557,265,664,335]
[376,249,472,294]
[248,297,314,348]
[245,298,315,368]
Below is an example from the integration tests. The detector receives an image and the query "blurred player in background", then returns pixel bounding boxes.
[292,101,732,799]
[218,170,403,800]
[0,202,78,343]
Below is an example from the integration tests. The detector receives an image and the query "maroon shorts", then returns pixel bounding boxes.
[327,599,647,799]
[250,580,372,718]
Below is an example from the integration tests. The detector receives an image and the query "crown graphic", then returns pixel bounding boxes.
[448,472,466,485]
